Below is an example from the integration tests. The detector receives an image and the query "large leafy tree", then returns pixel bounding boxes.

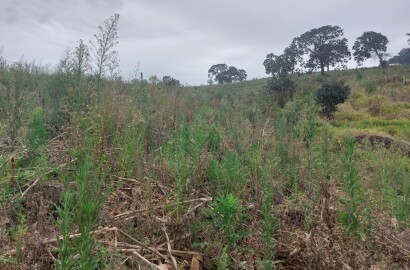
[352,31,389,67]
[291,25,351,75]
[208,64,247,84]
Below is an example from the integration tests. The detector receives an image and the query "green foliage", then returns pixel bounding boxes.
[55,191,75,270]
[54,138,109,269]
[162,75,181,87]
[210,194,248,247]
[389,48,410,65]
[315,80,350,117]
[115,122,146,178]
[208,64,247,84]
[26,107,48,158]
[217,246,230,270]
[208,152,248,196]
[338,139,366,240]
[360,147,410,228]
[355,69,363,80]
[164,119,207,220]
[10,215,27,262]
[363,80,378,94]
[263,46,300,78]
[207,125,221,153]
[266,77,296,108]
[0,59,34,150]
[292,25,351,75]
[261,177,277,269]
[353,31,389,67]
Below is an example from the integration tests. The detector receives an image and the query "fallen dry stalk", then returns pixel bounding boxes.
[162,226,178,270]
[114,197,212,219]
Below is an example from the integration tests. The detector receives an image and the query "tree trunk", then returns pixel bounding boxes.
[320,63,325,75]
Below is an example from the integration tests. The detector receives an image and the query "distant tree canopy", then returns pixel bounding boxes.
[291,25,351,75]
[162,76,180,87]
[263,46,300,78]
[389,48,410,65]
[208,64,247,84]
[263,47,299,107]
[407,33,410,45]
[352,31,389,67]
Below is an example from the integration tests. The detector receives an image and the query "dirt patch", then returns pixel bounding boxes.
[354,134,410,156]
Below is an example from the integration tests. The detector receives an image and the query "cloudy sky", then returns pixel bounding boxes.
[1,0,409,85]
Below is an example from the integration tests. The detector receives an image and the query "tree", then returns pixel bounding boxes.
[263,46,299,78]
[352,31,389,67]
[407,33,410,52]
[208,64,247,84]
[162,76,180,87]
[90,13,120,80]
[263,46,299,107]
[389,48,410,65]
[315,80,350,117]
[291,25,351,75]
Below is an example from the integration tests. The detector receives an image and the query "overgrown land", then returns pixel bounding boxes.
[1,15,410,270]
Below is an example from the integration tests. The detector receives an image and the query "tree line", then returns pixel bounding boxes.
[209,26,409,85]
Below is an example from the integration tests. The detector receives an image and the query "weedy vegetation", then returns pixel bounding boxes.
[0,15,410,270]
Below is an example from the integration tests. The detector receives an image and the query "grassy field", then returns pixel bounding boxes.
[0,61,410,269]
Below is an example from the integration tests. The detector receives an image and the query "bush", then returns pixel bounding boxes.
[266,77,296,108]
[315,80,350,117]
[363,80,378,94]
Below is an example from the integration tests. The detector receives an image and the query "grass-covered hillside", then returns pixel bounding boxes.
[1,61,410,269]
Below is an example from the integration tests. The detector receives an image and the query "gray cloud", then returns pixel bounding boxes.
[1,0,409,84]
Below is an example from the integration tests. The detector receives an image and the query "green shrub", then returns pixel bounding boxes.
[363,80,378,94]
[210,194,248,247]
[26,107,48,158]
[207,125,221,152]
[208,152,248,196]
[266,77,296,108]
[338,139,367,240]
[315,80,350,117]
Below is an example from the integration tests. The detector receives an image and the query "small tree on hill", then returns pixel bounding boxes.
[315,80,350,117]
[263,46,300,107]
[208,64,247,84]
[291,25,351,75]
[353,31,389,67]
[162,76,180,87]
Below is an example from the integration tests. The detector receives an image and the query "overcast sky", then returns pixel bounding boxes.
[1,0,409,85]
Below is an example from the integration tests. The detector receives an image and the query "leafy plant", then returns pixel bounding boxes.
[10,215,27,262]
[26,107,48,158]
[210,194,248,247]
[261,173,277,269]
[217,246,230,270]
[363,80,378,94]
[208,152,248,196]
[55,191,75,270]
[315,80,350,117]
[338,139,366,240]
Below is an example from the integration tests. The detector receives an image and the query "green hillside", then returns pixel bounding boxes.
[1,63,410,269]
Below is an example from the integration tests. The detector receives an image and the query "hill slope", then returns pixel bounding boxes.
[1,65,410,269]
